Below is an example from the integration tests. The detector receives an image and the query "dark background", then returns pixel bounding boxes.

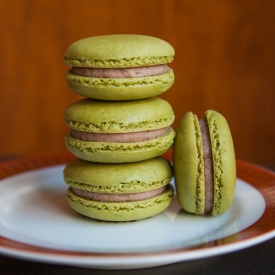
[0,0,275,168]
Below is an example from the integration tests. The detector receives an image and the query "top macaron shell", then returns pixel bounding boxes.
[63,157,173,194]
[64,34,175,100]
[173,110,236,216]
[64,34,174,68]
[63,97,175,133]
[173,112,205,214]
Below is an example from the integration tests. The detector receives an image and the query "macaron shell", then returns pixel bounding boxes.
[63,97,175,133]
[205,110,236,215]
[64,34,174,68]
[64,128,175,163]
[65,69,174,100]
[172,112,205,214]
[66,186,174,222]
[63,157,173,194]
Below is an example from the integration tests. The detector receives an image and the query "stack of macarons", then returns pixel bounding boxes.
[63,34,176,221]
[63,34,237,221]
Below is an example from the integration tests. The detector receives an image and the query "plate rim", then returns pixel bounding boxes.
[0,151,275,268]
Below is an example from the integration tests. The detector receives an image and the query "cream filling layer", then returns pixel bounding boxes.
[71,185,170,202]
[71,64,168,78]
[199,118,214,214]
[70,126,171,143]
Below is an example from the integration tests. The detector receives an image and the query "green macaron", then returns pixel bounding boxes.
[173,110,236,216]
[64,97,175,163]
[63,157,174,221]
[64,34,175,100]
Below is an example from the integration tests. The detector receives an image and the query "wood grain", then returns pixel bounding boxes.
[0,0,275,165]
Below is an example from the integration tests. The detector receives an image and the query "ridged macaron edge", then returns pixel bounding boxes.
[205,110,236,216]
[63,97,175,133]
[173,112,205,214]
[64,34,174,68]
[65,69,174,100]
[65,56,174,68]
[66,186,174,221]
[63,157,173,193]
[64,128,176,163]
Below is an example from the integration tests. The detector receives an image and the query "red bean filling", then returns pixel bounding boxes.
[70,64,168,78]
[70,127,170,143]
[71,185,169,202]
[199,118,214,214]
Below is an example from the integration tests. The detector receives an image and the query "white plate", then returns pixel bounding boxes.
[0,153,274,269]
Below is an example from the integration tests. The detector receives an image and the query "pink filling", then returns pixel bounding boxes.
[71,185,169,202]
[70,127,170,143]
[70,64,168,78]
[199,118,214,214]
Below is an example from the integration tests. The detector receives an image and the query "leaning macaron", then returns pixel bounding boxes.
[64,34,174,100]
[64,97,175,163]
[63,157,174,221]
[173,110,236,216]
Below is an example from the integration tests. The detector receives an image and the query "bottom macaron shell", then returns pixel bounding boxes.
[66,187,174,222]
[64,128,175,163]
[65,70,174,100]
[205,110,236,216]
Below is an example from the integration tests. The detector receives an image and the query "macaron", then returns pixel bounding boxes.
[64,34,174,100]
[63,157,174,221]
[64,97,175,163]
[173,110,236,216]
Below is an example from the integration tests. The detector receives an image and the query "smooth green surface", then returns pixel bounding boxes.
[63,97,175,133]
[205,110,236,215]
[173,112,205,214]
[64,34,174,68]
[66,186,174,222]
[65,128,175,163]
[65,69,174,100]
[63,157,173,193]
